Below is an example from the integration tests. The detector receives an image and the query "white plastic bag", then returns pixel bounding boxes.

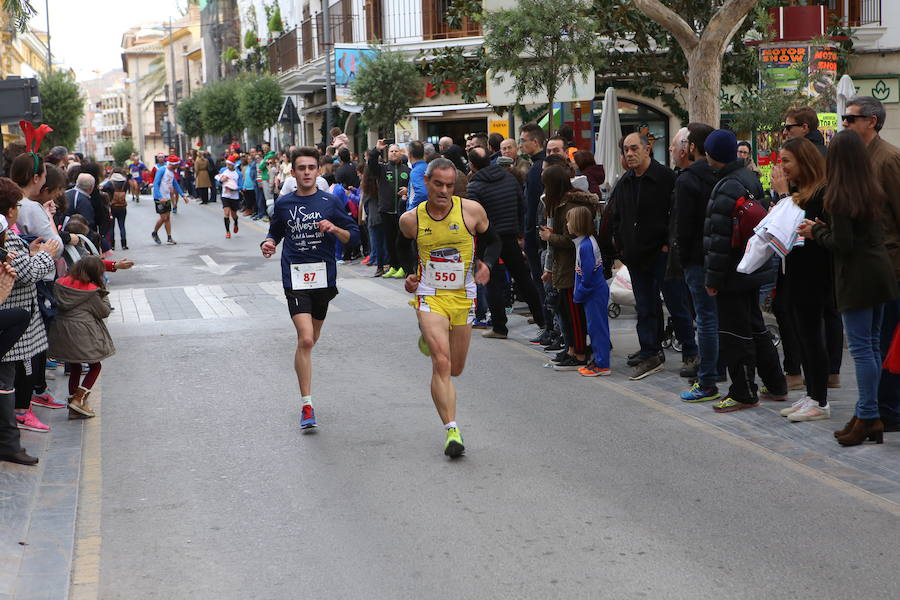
[609,265,634,306]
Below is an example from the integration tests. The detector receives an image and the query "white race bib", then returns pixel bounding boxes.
[423,261,465,290]
[291,262,327,290]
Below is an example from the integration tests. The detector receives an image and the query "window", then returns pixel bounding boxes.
[423,0,480,41]
[826,0,881,27]
[365,0,383,41]
[153,101,167,135]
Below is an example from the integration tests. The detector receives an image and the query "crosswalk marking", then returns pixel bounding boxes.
[107,277,415,324]
[338,278,411,310]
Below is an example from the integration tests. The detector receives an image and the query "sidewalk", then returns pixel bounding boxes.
[0,367,87,600]
[502,302,900,507]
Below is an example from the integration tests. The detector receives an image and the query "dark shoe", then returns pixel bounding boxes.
[482,330,508,339]
[834,415,858,438]
[373,267,385,277]
[553,355,588,371]
[627,354,643,367]
[1,449,38,465]
[543,341,564,353]
[629,355,664,380]
[882,419,900,433]
[679,355,700,378]
[530,331,552,345]
[151,231,161,245]
[550,350,569,364]
[471,319,491,329]
[837,417,884,446]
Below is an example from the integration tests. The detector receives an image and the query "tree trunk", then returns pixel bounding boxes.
[686,47,723,127]
[546,85,556,139]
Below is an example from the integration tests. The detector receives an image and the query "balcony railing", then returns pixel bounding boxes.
[268,27,298,73]
[827,0,881,27]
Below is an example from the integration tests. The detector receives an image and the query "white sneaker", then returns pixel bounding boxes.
[780,396,814,417]
[788,401,831,422]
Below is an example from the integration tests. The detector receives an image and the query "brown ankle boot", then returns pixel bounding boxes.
[834,415,857,438]
[786,374,804,391]
[827,374,841,389]
[68,387,95,418]
[837,417,883,446]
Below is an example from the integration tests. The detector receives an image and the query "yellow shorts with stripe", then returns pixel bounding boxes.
[411,294,475,327]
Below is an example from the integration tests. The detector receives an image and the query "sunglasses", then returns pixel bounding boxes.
[841,114,872,123]
[782,123,802,131]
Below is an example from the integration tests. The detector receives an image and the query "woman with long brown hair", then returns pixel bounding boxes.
[771,136,834,422]
[799,130,899,445]
[360,163,387,276]
[538,163,598,371]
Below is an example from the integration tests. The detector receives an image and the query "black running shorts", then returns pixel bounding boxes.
[285,287,338,321]
[154,200,171,214]
[222,198,241,211]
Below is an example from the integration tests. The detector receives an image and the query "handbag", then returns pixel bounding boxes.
[884,324,900,374]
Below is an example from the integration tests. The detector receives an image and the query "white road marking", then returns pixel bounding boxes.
[194,254,236,276]
[337,278,411,310]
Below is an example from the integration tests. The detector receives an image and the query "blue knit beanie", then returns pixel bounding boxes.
[705,129,738,163]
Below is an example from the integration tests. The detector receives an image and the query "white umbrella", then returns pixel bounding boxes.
[837,74,856,130]
[595,87,623,190]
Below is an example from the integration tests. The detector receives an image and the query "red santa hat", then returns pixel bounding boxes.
[225,154,239,165]
[166,155,181,165]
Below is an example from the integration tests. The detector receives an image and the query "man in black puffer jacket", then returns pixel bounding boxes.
[703,129,786,413]
[466,147,544,338]
[368,139,411,277]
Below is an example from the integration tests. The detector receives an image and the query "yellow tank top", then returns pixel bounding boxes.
[414,196,476,298]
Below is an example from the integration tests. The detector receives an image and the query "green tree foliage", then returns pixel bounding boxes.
[237,74,283,132]
[2,0,36,33]
[198,79,241,136]
[350,47,421,136]
[111,138,136,166]
[267,4,283,34]
[177,93,205,139]
[38,70,84,150]
[244,29,259,49]
[482,0,599,136]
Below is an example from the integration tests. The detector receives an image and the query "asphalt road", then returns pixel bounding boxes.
[87,194,900,599]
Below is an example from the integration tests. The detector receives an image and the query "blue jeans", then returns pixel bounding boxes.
[369,223,388,268]
[630,252,698,359]
[255,184,268,218]
[843,305,885,419]
[878,295,900,423]
[684,264,719,388]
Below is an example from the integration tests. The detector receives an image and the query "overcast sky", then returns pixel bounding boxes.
[42,0,186,81]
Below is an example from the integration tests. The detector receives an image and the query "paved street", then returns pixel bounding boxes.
[12,196,899,599]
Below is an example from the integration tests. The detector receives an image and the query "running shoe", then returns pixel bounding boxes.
[336,259,346,265]
[549,350,569,363]
[788,401,831,422]
[578,363,611,377]
[629,355,664,380]
[472,319,491,329]
[300,404,317,429]
[553,355,588,371]
[780,396,815,417]
[233,222,239,234]
[712,397,759,413]
[166,238,177,245]
[361,256,372,265]
[373,267,385,277]
[759,387,788,402]
[226,232,231,239]
[384,267,398,278]
[151,231,162,245]
[16,409,50,432]
[444,427,465,457]
[31,392,66,409]
[530,331,552,345]
[46,359,59,369]
[680,382,721,403]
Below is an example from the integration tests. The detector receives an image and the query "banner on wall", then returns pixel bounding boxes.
[334,47,377,86]
[759,43,837,100]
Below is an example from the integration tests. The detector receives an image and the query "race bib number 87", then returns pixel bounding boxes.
[423,261,465,290]
[291,262,327,290]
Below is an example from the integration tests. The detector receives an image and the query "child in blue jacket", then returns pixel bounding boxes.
[568,205,611,376]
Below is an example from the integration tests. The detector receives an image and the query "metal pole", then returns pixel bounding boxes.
[135,60,144,158]
[323,0,333,140]
[44,0,51,73]
[168,17,180,155]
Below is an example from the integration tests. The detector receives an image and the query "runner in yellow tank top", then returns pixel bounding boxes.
[399,157,501,458]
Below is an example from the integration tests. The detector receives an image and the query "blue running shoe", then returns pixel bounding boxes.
[300,404,317,429]
[680,382,721,403]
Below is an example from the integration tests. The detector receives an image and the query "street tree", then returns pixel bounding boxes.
[111,138,136,166]
[237,74,283,133]
[38,70,84,150]
[482,0,599,137]
[628,0,759,125]
[2,0,36,32]
[176,93,205,140]
[350,47,420,137]
[199,79,241,137]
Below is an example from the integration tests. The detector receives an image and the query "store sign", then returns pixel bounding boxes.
[854,78,900,104]
[489,120,508,137]
[486,69,594,106]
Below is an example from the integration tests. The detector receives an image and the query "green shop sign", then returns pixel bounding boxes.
[854,76,899,104]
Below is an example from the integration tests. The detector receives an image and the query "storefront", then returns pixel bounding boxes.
[592,98,671,167]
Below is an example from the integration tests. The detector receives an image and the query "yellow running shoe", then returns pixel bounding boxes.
[444,427,465,458]
[384,267,398,278]
[417,334,431,356]
[393,267,406,279]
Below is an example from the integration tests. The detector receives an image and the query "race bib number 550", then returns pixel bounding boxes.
[423,261,465,290]
[291,262,327,290]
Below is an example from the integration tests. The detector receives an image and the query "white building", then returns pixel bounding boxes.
[96,85,130,162]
